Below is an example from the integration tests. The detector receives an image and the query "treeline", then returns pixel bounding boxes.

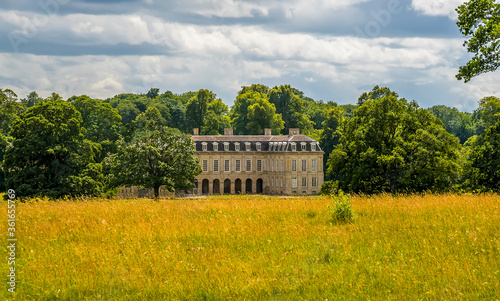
[0,85,499,198]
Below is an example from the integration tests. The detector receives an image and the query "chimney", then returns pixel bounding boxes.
[224,128,233,135]
[193,128,199,136]
[264,128,272,136]
[289,128,300,136]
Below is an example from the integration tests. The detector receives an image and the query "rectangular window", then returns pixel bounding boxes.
[302,177,307,187]
[202,144,207,151]
[235,143,240,151]
[312,159,317,172]
[224,143,229,151]
[312,177,317,187]
[225,160,230,172]
[292,160,297,172]
[256,143,261,151]
[272,159,274,172]
[302,160,307,172]
[213,160,219,172]
[301,143,306,151]
[311,143,316,151]
[246,159,252,172]
[281,160,284,172]
[257,160,262,172]
[291,143,296,151]
[235,159,241,172]
[213,143,218,151]
[202,160,208,172]
[292,177,297,188]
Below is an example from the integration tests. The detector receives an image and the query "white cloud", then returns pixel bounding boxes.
[411,0,463,19]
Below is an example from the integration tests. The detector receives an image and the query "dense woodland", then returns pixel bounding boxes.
[0,84,499,198]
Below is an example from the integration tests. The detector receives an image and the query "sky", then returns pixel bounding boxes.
[0,0,499,112]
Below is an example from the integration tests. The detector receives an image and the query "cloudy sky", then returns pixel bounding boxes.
[1,0,499,111]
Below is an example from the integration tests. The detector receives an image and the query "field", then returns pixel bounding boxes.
[1,194,500,300]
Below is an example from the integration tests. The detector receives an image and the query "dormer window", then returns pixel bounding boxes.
[301,142,307,151]
[281,142,286,151]
[291,143,297,152]
[256,142,261,151]
[245,142,251,151]
[213,142,219,151]
[235,143,240,151]
[202,142,207,151]
[224,142,229,151]
[311,143,316,151]
[278,142,283,151]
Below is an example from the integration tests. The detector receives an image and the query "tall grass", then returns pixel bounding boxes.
[1,194,499,300]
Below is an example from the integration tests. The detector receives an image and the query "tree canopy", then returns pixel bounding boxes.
[456,0,500,82]
[327,89,461,194]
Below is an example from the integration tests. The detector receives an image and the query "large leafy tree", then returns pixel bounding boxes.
[185,89,211,130]
[106,128,201,198]
[230,91,284,135]
[3,99,103,198]
[319,106,344,180]
[20,91,43,108]
[268,85,314,134]
[327,90,461,194]
[456,0,500,82]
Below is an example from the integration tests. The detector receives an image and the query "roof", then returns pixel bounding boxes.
[191,134,323,152]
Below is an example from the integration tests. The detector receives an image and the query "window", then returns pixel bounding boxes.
[312,159,317,172]
[202,143,207,151]
[213,160,219,172]
[256,142,261,151]
[225,160,230,172]
[257,160,262,172]
[281,143,286,151]
[312,177,317,187]
[235,159,241,172]
[272,159,274,172]
[246,159,252,172]
[213,142,218,152]
[301,143,307,151]
[245,142,251,151]
[292,177,297,188]
[292,160,297,172]
[302,160,307,172]
[224,142,229,151]
[235,143,240,151]
[302,177,307,187]
[202,160,208,172]
[281,160,284,172]
[291,143,297,151]
[311,143,316,152]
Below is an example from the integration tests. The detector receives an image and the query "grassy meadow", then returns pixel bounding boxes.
[1,194,500,300]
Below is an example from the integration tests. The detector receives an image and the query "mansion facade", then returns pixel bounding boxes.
[192,128,324,195]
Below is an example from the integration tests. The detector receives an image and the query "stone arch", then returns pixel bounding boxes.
[213,179,220,194]
[224,179,231,194]
[235,179,242,194]
[256,178,263,194]
[202,179,209,195]
[245,179,253,194]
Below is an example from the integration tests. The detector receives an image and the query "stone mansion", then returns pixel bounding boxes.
[192,128,324,195]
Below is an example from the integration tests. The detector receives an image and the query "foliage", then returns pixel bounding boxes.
[456,0,500,82]
[428,105,477,144]
[105,127,201,198]
[268,85,314,134]
[230,91,284,135]
[20,91,44,108]
[328,88,461,194]
[0,89,24,136]
[329,191,356,223]
[463,118,500,192]
[357,85,398,106]
[3,99,103,198]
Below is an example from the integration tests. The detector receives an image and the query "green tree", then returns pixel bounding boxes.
[0,89,24,136]
[357,85,399,106]
[146,87,160,99]
[201,99,231,135]
[319,106,344,180]
[268,85,314,134]
[106,128,201,198]
[238,84,270,96]
[428,105,477,144]
[185,89,211,130]
[3,99,103,198]
[456,0,500,82]
[230,92,284,135]
[327,91,461,194]
[20,91,43,108]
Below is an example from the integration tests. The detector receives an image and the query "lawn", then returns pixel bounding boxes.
[1,194,499,300]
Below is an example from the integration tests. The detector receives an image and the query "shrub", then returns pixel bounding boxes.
[329,191,356,223]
